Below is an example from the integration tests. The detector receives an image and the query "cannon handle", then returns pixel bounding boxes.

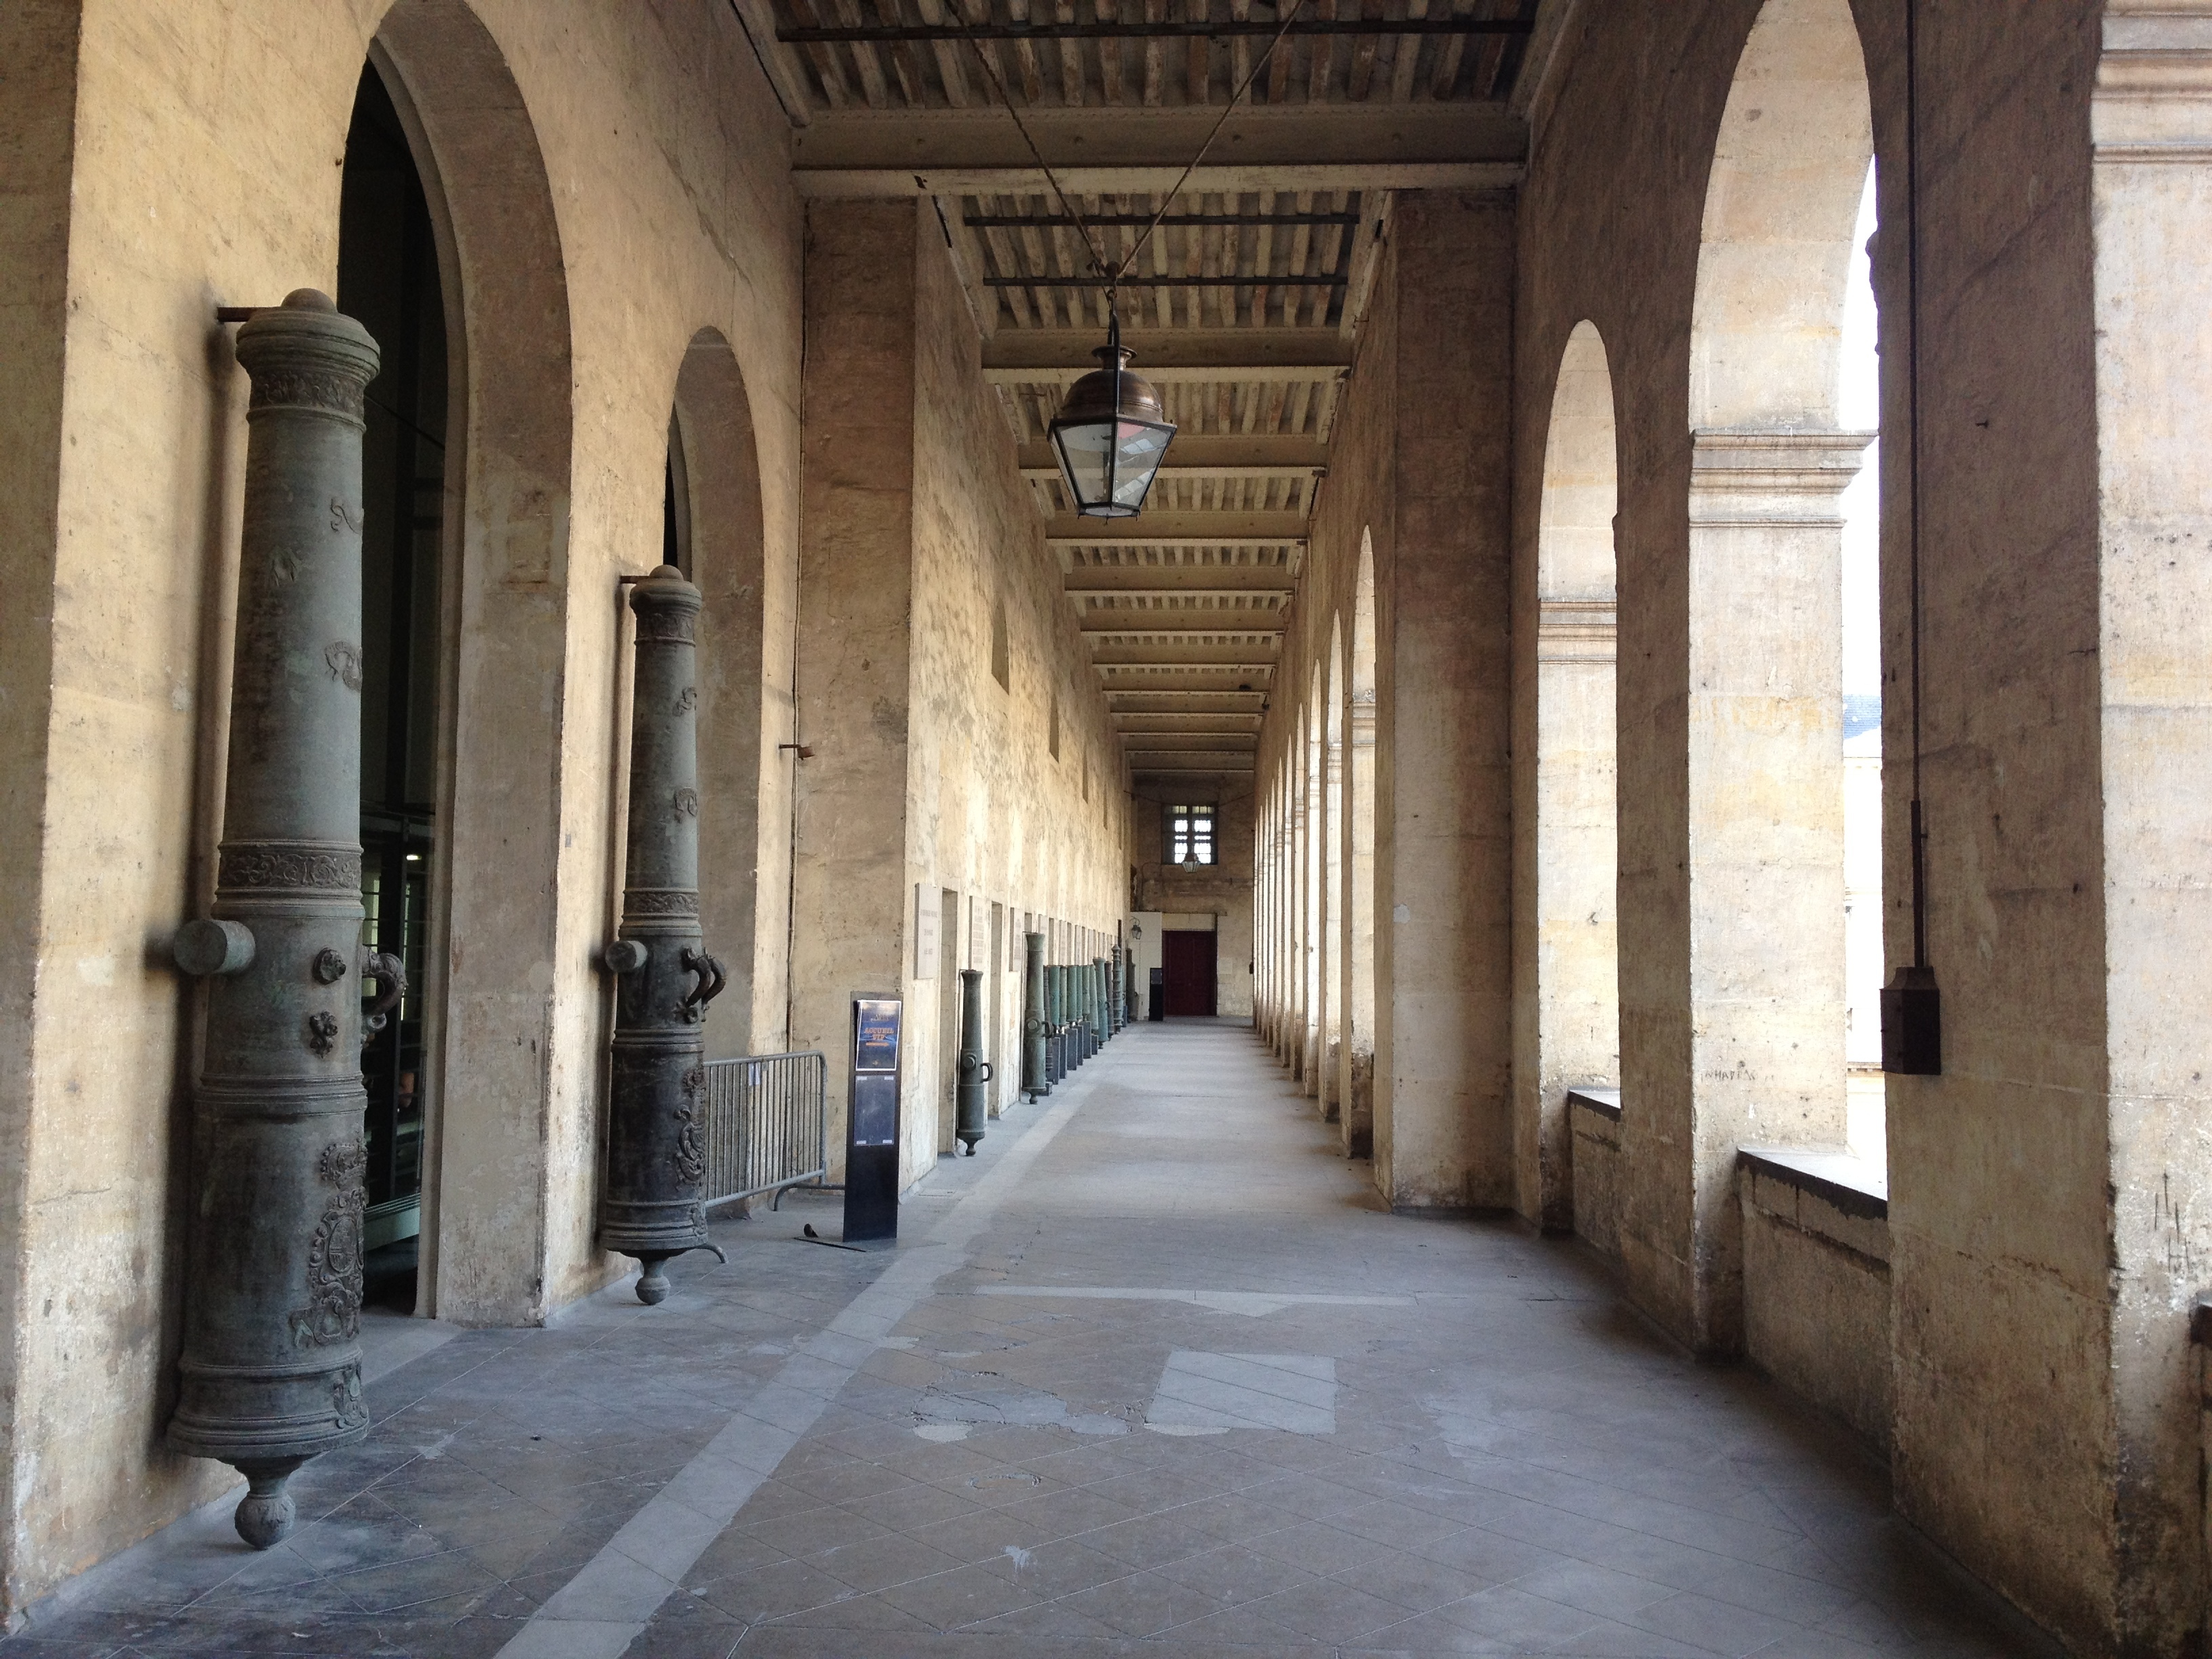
[678,948,727,1020]
[359,949,407,1046]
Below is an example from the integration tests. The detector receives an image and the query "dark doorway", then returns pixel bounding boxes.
[1162,930,1217,1017]
[337,63,449,1313]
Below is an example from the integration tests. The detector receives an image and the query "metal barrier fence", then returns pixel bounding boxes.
[700,1050,829,1211]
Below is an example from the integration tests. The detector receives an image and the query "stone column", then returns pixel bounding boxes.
[1292,716,1309,1092]
[1319,730,1344,1118]
[1288,761,1308,1071]
[1371,192,1515,1215]
[1885,12,2212,1649]
[1618,428,1861,1351]
[1338,687,1378,1155]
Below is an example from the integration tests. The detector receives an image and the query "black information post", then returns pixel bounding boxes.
[845,996,902,1243]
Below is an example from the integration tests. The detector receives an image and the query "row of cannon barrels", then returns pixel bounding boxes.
[167,291,724,1549]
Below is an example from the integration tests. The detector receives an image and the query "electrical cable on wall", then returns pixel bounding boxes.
[1881,0,1941,1076]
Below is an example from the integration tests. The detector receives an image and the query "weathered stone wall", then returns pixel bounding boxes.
[1522,0,2212,1650]
[790,199,919,1183]
[1737,1158,1891,1453]
[905,203,1130,1181]
[1568,1098,1622,1263]
[792,201,1129,1193]
[0,0,805,1610]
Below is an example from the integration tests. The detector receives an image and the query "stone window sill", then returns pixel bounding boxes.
[1736,1146,1887,1222]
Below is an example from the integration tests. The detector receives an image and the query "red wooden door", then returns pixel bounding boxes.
[1161,930,1217,1016]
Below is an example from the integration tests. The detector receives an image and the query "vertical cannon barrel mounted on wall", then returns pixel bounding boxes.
[956,967,989,1153]
[598,565,729,1305]
[168,291,400,1549]
[1022,932,1047,1099]
[1080,964,1092,1060]
[1044,968,1061,1084]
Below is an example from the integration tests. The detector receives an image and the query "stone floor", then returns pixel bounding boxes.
[5,1020,2047,1659]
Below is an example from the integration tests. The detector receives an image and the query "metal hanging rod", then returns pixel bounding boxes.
[967,211,1360,228]
[779,17,1534,41]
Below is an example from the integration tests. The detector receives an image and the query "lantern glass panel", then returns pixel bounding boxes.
[1110,419,1172,510]
[1051,418,1119,512]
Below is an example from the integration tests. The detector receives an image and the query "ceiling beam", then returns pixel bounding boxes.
[968,209,1359,228]
[1102,670,1273,689]
[1069,582,1296,602]
[1082,619,1286,634]
[1048,512,1309,543]
[1129,754,1258,770]
[1092,652,1280,669]
[991,363,1346,388]
[1026,465,1320,483]
[804,161,1523,197]
[1113,733,1258,747]
[1111,709,1265,722]
[781,17,1532,41]
[1065,567,1297,593]
[803,162,1521,197]
[788,104,1526,194]
[726,0,815,125]
[1022,434,1328,472]
[1107,689,1268,704]
[985,330,1351,372]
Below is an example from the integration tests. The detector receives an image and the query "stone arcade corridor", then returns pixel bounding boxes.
[9,1023,2032,1659]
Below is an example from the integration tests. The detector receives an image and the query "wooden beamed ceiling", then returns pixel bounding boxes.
[753,0,1544,782]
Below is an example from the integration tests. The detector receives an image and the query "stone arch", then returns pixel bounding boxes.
[1337,531,1378,1158]
[670,329,767,1061]
[1689,0,1875,430]
[366,2,575,1325]
[1516,322,1620,1231]
[1639,0,1870,1351]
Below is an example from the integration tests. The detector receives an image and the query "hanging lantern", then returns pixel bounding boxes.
[1048,312,1176,518]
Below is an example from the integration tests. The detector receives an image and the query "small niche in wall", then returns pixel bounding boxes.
[991,592,1009,691]
[1049,693,1061,760]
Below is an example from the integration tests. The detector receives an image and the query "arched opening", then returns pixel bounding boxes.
[669,330,768,1061]
[1338,532,1379,1158]
[338,62,448,1313]
[1658,0,1874,1346]
[363,2,574,1325]
[1516,322,1620,1231]
[1689,0,1876,430]
[1837,163,1885,1162]
[1321,618,1346,1130]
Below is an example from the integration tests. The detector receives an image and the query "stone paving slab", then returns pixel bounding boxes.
[2,1022,2050,1659]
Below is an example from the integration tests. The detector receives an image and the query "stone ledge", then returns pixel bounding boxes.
[1737,1146,1886,1217]
[1565,1084,1621,1121]
[1738,1147,1889,1269]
